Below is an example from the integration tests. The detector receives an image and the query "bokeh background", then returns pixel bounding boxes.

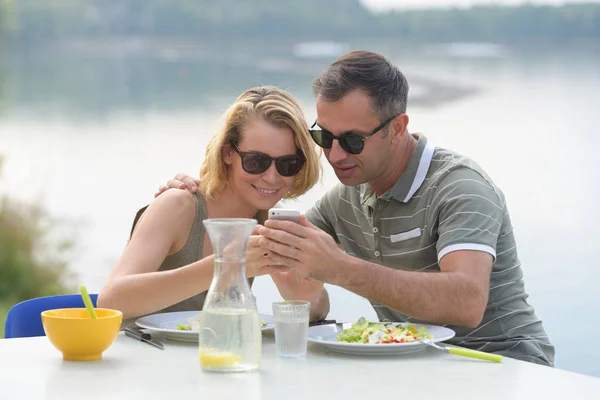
[1,0,599,377]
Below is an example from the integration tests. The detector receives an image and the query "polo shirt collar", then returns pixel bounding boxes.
[360,133,435,205]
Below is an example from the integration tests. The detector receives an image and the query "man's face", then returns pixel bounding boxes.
[315,90,395,187]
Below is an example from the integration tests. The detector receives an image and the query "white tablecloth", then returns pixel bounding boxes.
[1,332,598,399]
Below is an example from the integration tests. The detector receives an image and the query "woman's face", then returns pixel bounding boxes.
[223,118,299,211]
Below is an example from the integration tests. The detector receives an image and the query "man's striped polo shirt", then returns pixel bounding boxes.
[306,133,554,365]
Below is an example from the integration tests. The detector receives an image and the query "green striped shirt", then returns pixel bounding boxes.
[306,133,554,366]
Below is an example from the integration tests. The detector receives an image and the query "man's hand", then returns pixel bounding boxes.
[154,173,201,198]
[258,215,347,282]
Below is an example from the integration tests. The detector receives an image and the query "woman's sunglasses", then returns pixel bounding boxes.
[309,114,398,155]
[230,141,305,177]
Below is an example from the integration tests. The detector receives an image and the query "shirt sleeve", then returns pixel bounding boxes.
[429,168,505,262]
[305,185,341,243]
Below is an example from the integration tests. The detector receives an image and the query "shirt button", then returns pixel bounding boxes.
[374,251,380,257]
[372,227,378,233]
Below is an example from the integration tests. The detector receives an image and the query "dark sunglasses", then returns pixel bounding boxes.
[309,114,399,155]
[230,141,305,177]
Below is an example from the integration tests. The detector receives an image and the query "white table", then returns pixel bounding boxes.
[1,332,598,399]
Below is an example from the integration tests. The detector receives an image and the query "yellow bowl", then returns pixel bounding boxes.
[41,308,123,361]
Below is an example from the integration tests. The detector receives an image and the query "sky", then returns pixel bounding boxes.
[361,0,600,10]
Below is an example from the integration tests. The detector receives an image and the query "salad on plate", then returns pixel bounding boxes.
[337,317,432,344]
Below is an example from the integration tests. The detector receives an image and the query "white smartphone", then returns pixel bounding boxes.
[267,208,300,266]
[268,208,300,223]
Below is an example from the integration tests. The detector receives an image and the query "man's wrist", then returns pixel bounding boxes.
[324,252,353,286]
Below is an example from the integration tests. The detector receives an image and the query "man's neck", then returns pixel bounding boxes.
[369,133,418,197]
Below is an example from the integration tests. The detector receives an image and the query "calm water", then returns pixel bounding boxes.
[1,41,599,377]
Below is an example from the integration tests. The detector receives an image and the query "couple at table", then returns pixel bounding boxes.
[97,50,555,367]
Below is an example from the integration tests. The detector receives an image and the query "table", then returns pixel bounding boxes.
[1,332,598,399]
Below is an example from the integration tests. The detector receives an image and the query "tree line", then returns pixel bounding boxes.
[0,0,599,45]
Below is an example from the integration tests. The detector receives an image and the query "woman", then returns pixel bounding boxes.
[97,86,329,322]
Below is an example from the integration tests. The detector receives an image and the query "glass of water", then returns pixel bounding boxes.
[272,300,310,358]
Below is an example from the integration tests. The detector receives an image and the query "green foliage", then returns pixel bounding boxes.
[379,4,600,42]
[0,301,10,337]
[0,157,74,334]
[1,0,599,44]
[0,0,19,39]
[0,200,73,300]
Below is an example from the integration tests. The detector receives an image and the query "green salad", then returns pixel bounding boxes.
[336,317,432,344]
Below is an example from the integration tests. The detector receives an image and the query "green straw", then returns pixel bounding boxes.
[79,285,97,319]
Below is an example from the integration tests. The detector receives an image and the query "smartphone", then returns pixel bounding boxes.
[267,208,300,266]
[268,208,300,223]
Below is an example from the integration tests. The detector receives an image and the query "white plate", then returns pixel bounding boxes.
[135,311,275,343]
[307,322,455,356]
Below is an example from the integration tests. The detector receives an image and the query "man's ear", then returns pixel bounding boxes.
[391,113,409,142]
[222,143,234,165]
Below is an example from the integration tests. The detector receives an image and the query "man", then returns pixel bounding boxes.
[162,50,554,365]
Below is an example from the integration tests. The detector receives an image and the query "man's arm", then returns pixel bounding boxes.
[260,218,491,328]
[259,169,502,328]
[327,250,491,328]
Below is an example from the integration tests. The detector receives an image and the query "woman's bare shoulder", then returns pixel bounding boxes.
[132,189,197,236]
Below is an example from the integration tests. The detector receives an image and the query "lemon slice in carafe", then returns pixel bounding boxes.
[199,349,242,367]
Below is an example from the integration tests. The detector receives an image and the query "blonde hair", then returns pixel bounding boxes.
[200,86,321,200]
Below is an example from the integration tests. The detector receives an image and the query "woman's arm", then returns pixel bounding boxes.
[99,190,292,319]
[97,190,215,319]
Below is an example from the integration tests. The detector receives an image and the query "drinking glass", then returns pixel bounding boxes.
[272,300,310,358]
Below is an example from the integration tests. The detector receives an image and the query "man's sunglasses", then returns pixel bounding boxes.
[309,114,399,155]
[230,141,305,177]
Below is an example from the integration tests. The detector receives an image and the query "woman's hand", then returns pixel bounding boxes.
[270,269,329,321]
[246,225,290,277]
[270,269,323,302]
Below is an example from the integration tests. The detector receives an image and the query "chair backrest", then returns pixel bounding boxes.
[4,293,98,339]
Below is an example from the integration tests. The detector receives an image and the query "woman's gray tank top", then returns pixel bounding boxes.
[123,191,264,327]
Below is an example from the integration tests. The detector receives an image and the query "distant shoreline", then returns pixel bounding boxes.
[2,2,599,45]
[52,37,482,109]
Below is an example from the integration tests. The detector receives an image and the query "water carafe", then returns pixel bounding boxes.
[199,218,262,372]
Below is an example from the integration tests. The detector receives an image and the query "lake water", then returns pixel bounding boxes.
[1,40,599,377]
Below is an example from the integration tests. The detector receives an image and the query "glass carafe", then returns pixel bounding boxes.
[199,218,262,373]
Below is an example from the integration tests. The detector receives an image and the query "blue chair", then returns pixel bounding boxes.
[4,293,98,339]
